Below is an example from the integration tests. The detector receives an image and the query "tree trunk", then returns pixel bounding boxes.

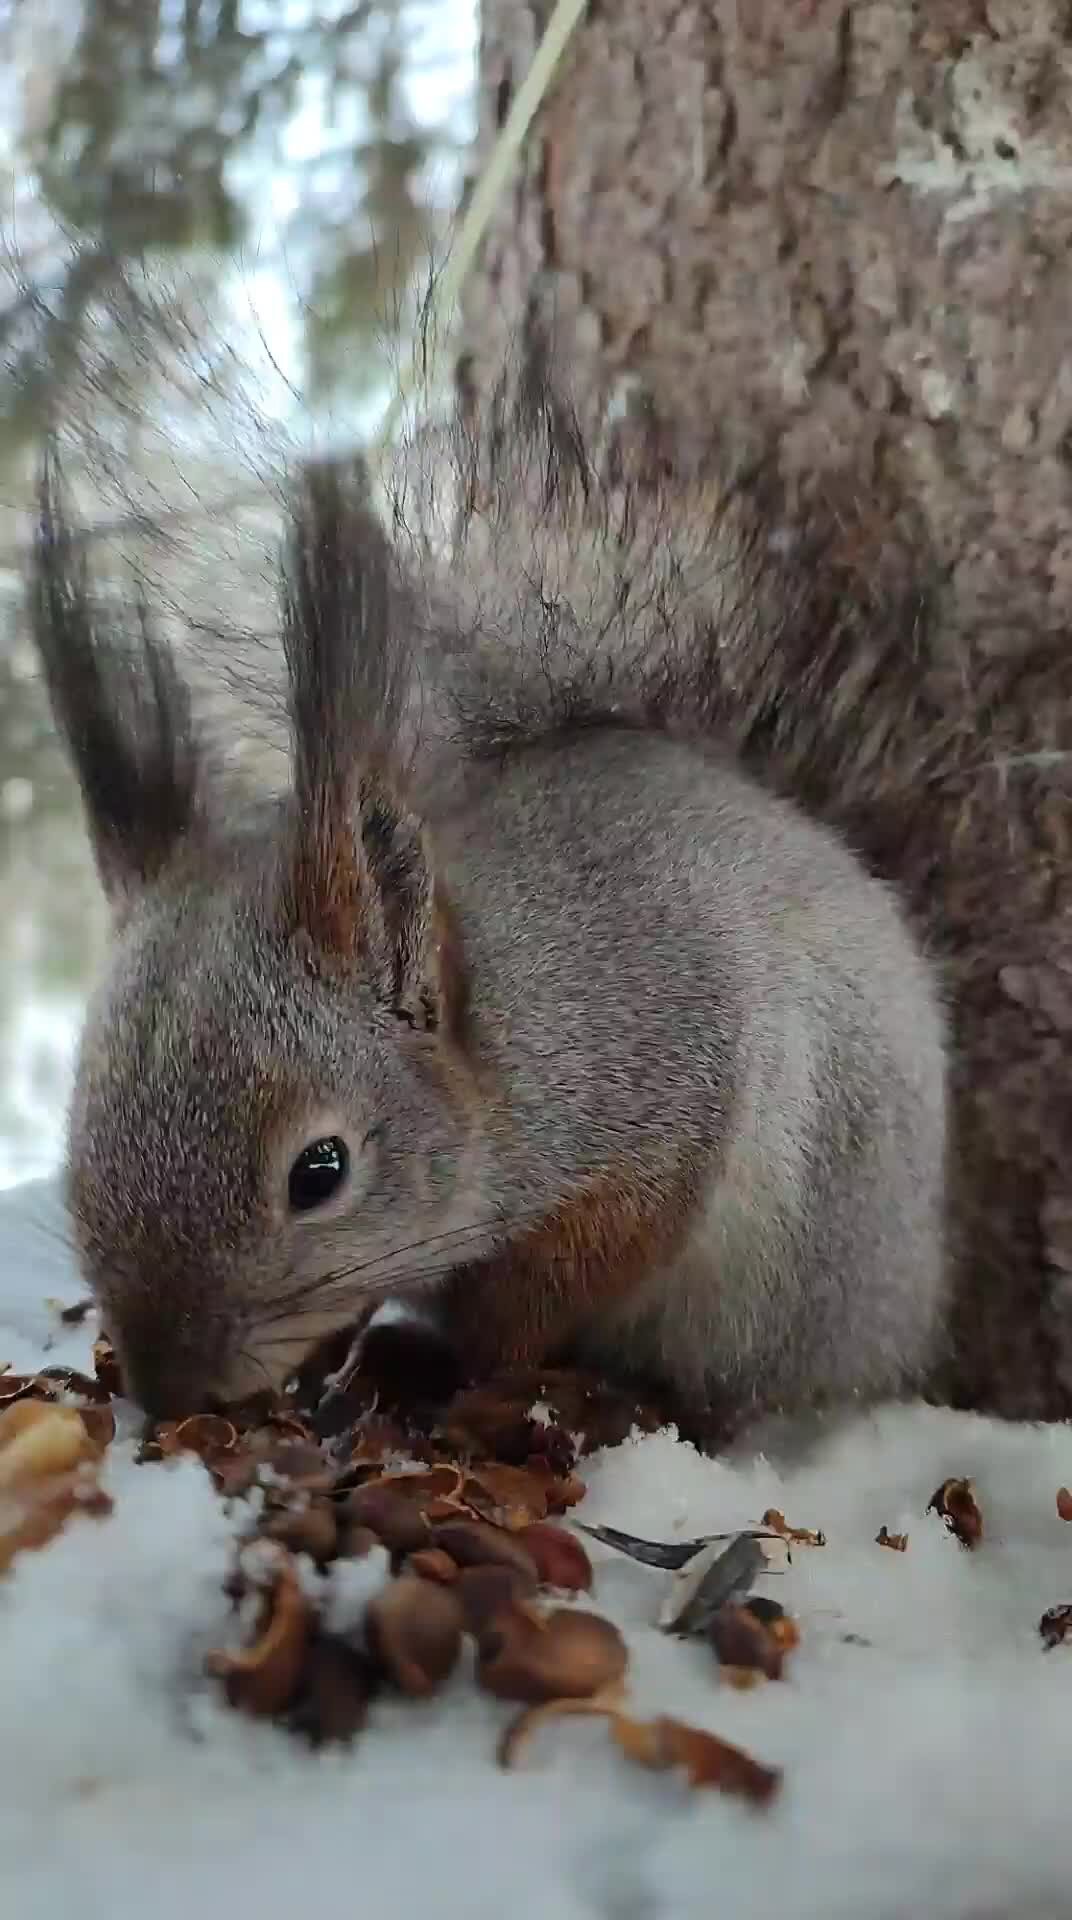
[458,0,1072,1420]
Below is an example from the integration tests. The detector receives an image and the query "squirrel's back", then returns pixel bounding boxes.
[428,721,947,1423]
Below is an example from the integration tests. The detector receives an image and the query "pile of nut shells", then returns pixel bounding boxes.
[0,1332,784,1805]
[8,1318,1072,1803]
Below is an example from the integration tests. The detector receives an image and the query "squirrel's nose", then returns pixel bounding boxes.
[113,1326,231,1420]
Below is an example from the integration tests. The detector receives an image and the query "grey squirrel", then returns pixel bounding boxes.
[26,366,949,1426]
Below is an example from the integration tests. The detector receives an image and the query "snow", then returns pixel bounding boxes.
[1,1179,1071,1919]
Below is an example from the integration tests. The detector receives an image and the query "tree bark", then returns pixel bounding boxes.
[458,0,1072,1420]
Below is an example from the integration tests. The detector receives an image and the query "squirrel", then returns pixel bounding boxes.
[26,362,949,1429]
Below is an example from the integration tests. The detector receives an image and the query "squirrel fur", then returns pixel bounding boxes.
[27,362,949,1427]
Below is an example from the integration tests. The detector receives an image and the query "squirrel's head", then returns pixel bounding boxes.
[29,457,484,1416]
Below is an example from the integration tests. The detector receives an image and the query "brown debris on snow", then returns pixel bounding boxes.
[927,1478,984,1550]
[0,1340,787,1786]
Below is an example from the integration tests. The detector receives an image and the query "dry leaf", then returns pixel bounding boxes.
[927,1478,983,1549]
[660,1534,773,1637]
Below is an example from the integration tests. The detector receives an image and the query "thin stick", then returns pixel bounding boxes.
[372,0,587,460]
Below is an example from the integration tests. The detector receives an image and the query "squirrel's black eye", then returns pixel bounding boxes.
[289,1136,350,1212]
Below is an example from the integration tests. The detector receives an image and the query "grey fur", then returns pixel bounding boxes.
[28,370,949,1426]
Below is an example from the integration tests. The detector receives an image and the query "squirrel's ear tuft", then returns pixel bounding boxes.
[29,452,201,908]
[280,459,461,1032]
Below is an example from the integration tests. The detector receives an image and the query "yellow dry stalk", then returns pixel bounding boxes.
[372,0,588,462]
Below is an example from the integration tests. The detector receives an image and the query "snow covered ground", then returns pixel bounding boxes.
[2,1177,1071,1920]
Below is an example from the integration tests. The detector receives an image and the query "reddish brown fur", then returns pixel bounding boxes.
[442,1158,702,1378]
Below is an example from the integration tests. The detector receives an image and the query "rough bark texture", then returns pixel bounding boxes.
[458,0,1072,1420]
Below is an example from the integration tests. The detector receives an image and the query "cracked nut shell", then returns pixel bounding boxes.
[431,1518,539,1582]
[477,1605,627,1704]
[365,1575,464,1697]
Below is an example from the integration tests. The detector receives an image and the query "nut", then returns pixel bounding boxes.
[518,1523,592,1592]
[365,1575,464,1697]
[477,1605,628,1704]
[875,1526,908,1552]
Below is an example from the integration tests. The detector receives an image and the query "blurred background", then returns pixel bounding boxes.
[0,0,476,1188]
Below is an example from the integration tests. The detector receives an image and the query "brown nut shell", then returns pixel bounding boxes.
[612,1712,780,1805]
[292,1636,374,1745]
[92,1337,123,1396]
[518,1523,592,1592]
[337,1522,381,1561]
[431,1518,539,1582]
[341,1487,431,1556]
[477,1605,628,1704]
[708,1603,794,1681]
[206,1556,311,1716]
[406,1547,459,1584]
[0,1401,95,1488]
[155,1415,239,1463]
[0,1470,113,1574]
[455,1563,536,1634]
[261,1500,339,1564]
[365,1575,464,1697]
[927,1477,983,1549]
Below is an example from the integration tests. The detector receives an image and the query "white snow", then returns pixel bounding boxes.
[1,1236,1071,1919]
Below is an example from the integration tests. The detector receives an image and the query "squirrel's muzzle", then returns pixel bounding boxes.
[110,1312,234,1420]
